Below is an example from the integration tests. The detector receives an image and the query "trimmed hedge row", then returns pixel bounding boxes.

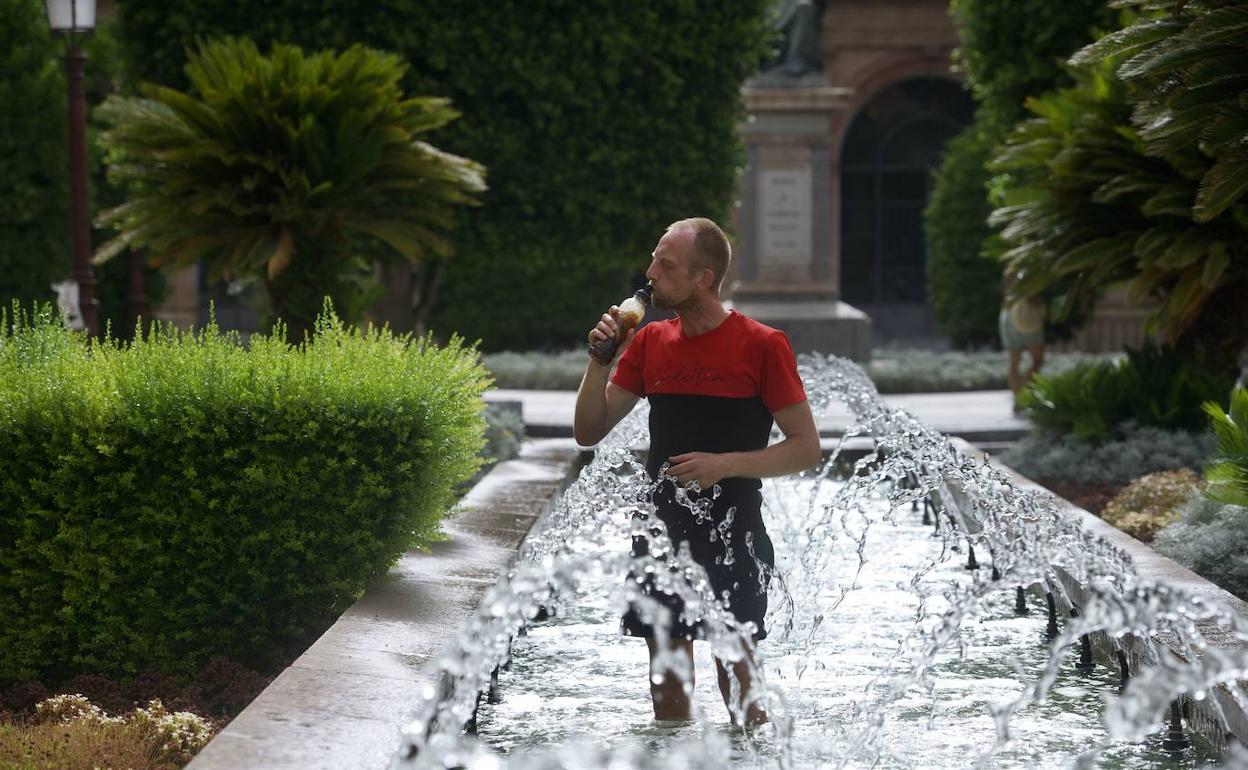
[0,306,489,685]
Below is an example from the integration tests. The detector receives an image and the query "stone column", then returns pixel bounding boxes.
[730,85,872,360]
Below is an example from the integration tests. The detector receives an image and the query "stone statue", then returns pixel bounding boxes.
[767,0,826,77]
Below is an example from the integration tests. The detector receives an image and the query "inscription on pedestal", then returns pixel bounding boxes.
[758,168,812,269]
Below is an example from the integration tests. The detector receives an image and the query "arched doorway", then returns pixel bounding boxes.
[839,78,973,343]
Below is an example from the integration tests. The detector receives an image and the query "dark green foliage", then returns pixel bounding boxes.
[96,37,485,343]
[950,0,1116,121]
[990,5,1248,376]
[1154,495,1248,601]
[0,0,69,308]
[925,0,1114,348]
[111,0,772,350]
[1203,387,1248,507]
[923,116,1002,348]
[1017,343,1234,441]
[0,7,164,337]
[0,304,489,685]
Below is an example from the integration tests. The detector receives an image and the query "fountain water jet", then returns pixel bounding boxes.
[391,353,1248,769]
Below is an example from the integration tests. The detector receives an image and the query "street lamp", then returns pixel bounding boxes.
[45,0,99,338]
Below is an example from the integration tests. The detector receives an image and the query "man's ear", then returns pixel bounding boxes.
[698,268,714,290]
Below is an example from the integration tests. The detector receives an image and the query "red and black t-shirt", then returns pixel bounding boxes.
[611,310,808,487]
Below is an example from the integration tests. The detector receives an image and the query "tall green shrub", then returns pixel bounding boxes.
[0,0,69,307]
[111,0,772,350]
[0,304,489,684]
[923,118,1001,348]
[924,0,1115,348]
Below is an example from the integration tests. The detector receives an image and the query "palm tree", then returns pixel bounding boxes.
[95,37,486,341]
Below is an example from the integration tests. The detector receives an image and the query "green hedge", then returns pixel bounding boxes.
[0,305,488,685]
[112,0,772,350]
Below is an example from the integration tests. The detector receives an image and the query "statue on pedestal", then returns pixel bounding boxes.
[765,0,826,79]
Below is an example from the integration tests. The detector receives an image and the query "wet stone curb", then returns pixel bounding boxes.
[186,439,586,770]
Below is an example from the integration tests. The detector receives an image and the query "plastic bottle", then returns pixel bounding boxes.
[588,285,651,365]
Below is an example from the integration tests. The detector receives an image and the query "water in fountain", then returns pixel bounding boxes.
[390,354,1248,769]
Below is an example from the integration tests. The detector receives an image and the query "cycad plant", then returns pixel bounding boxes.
[1204,387,1248,507]
[95,37,486,341]
[988,53,1248,375]
[1019,342,1232,441]
[1072,0,1248,223]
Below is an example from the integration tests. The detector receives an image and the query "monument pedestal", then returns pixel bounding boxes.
[731,83,872,361]
[729,294,871,362]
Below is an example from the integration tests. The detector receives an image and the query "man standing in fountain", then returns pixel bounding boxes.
[574,218,821,727]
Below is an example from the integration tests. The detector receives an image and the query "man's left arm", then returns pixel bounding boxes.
[666,399,821,489]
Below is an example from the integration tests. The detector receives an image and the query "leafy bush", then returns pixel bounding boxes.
[1100,468,1204,543]
[1018,344,1234,441]
[0,304,489,685]
[999,423,1214,488]
[111,0,773,350]
[1154,495,1248,602]
[1203,387,1248,507]
[988,50,1248,378]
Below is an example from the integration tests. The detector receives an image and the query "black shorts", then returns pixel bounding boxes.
[620,481,775,641]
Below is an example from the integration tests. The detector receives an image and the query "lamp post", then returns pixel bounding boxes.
[45,0,99,338]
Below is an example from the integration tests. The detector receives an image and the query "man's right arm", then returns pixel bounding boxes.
[574,361,639,446]
[573,310,640,446]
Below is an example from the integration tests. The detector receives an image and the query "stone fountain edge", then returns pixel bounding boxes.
[950,437,1248,753]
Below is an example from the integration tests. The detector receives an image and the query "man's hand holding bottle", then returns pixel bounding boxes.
[587,285,651,366]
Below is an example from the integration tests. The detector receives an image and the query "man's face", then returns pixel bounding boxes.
[645,229,704,311]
